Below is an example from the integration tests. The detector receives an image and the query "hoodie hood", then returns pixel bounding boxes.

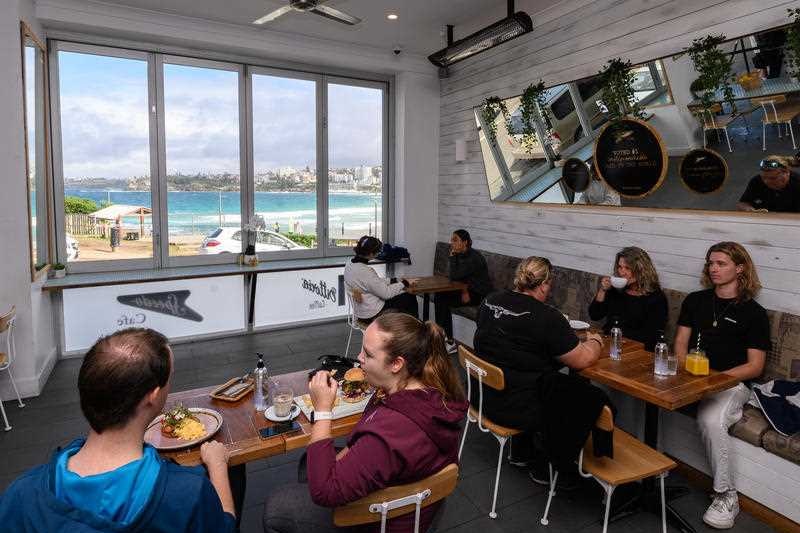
[379,388,468,454]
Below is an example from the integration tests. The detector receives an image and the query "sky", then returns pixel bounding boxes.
[58,51,383,180]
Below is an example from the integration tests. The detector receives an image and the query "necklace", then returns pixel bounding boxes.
[712,295,736,328]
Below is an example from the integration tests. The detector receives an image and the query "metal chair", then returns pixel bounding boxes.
[333,463,459,533]
[344,287,369,357]
[751,95,800,150]
[0,306,25,431]
[457,345,522,519]
[539,406,676,533]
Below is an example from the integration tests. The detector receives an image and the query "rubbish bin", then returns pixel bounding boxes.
[110,226,121,251]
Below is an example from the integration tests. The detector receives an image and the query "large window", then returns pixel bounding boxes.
[51,42,390,271]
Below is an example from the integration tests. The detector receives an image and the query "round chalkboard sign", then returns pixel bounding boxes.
[593,118,667,199]
[562,158,592,193]
[679,148,728,194]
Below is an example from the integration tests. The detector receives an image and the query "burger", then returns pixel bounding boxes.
[341,367,369,403]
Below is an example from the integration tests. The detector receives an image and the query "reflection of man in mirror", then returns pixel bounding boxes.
[575,165,621,206]
[736,155,800,213]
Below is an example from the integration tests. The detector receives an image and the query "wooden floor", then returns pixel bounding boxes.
[0,321,774,532]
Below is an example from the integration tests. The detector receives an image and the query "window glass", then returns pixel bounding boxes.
[58,51,153,262]
[163,63,241,258]
[327,83,384,247]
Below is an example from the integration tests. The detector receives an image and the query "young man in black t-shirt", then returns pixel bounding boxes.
[675,242,770,530]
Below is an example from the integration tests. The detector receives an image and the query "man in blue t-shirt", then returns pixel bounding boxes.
[0,328,236,533]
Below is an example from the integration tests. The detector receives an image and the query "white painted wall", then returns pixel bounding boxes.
[0,0,59,402]
[439,0,800,315]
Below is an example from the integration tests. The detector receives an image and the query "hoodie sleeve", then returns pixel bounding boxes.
[360,265,406,301]
[306,431,403,508]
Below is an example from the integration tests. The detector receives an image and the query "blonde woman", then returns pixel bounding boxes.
[674,242,770,529]
[589,247,668,350]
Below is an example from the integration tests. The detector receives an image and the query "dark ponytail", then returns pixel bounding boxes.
[373,314,465,403]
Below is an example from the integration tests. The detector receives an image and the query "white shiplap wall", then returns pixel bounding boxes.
[438,0,800,315]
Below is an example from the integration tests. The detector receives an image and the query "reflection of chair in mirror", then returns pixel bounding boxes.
[691,103,743,153]
[0,307,26,431]
[751,95,800,150]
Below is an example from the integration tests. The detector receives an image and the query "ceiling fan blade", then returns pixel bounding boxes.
[309,5,362,25]
[253,5,293,25]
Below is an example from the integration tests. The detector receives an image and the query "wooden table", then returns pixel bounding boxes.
[580,345,740,533]
[404,275,468,321]
[157,369,363,467]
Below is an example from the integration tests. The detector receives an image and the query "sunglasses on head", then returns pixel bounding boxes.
[760,159,786,170]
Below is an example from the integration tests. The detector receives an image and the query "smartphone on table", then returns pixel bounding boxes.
[259,421,301,439]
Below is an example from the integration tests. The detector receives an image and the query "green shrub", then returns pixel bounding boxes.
[284,232,316,247]
[64,196,98,214]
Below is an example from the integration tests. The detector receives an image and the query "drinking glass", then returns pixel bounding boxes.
[272,383,294,418]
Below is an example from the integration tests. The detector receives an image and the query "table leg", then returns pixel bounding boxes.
[422,293,431,322]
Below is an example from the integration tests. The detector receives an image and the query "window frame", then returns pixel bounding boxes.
[49,39,393,272]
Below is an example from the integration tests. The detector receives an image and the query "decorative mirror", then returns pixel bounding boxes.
[21,21,51,280]
[476,21,800,217]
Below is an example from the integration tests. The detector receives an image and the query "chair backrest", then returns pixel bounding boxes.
[751,96,784,123]
[351,287,364,304]
[595,405,614,432]
[345,288,362,330]
[457,345,505,391]
[0,306,15,334]
[333,463,459,531]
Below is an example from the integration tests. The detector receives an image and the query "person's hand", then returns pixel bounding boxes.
[200,441,229,471]
[460,289,470,304]
[585,332,604,349]
[598,276,611,292]
[309,371,338,412]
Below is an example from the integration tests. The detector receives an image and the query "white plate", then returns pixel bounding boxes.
[264,404,301,422]
[570,320,590,330]
[145,407,223,451]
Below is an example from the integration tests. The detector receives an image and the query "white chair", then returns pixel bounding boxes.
[344,287,369,357]
[333,463,459,533]
[457,345,522,519]
[751,95,800,150]
[0,306,26,431]
[539,406,676,533]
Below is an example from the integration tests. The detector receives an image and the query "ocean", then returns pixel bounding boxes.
[64,189,382,237]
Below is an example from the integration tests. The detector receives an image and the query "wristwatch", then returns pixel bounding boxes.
[310,411,333,423]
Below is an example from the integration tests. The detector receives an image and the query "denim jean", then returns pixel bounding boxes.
[696,383,751,493]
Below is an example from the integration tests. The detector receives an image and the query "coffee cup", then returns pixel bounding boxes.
[610,276,628,289]
[272,384,294,418]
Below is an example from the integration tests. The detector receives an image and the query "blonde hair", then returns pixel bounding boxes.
[614,247,661,294]
[701,242,762,302]
[513,257,553,291]
[373,313,465,403]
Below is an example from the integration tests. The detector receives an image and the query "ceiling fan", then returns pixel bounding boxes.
[253,1,362,26]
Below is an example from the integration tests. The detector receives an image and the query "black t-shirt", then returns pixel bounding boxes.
[588,288,668,350]
[472,290,579,430]
[677,289,771,372]
[739,174,800,212]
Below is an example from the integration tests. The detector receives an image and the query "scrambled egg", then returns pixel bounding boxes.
[174,417,206,440]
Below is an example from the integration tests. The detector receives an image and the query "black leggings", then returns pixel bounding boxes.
[434,289,481,339]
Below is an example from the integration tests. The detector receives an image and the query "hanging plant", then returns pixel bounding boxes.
[596,58,644,121]
[678,34,736,114]
[519,81,556,154]
[786,9,800,80]
[481,96,510,146]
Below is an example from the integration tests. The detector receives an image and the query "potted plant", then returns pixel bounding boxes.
[52,263,66,278]
[480,96,510,147]
[596,58,644,121]
[678,34,736,114]
[786,8,800,82]
[242,217,260,266]
[519,81,559,156]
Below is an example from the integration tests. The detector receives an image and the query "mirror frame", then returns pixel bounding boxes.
[476,21,800,219]
[21,21,52,281]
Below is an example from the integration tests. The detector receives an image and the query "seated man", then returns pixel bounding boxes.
[473,257,607,484]
[0,328,236,532]
[737,155,800,213]
[674,242,770,529]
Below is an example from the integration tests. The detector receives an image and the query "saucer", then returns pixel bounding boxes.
[264,404,300,422]
[569,320,590,330]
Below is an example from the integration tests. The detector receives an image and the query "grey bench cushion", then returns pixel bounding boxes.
[762,430,800,466]
[730,405,771,447]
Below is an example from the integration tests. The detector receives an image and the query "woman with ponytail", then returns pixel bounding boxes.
[263,314,467,533]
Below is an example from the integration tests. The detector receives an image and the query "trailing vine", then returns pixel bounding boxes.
[481,96,510,146]
[678,34,737,114]
[519,81,556,154]
[596,58,644,121]
[786,9,800,79]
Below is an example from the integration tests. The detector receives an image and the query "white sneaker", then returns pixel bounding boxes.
[445,340,458,354]
[703,491,739,529]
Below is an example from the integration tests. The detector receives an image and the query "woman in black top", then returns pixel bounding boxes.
[435,229,492,350]
[588,247,667,350]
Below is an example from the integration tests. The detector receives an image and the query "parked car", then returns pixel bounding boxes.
[66,233,79,261]
[199,227,307,254]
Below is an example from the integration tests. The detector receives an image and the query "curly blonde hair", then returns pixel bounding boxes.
[513,257,553,291]
[614,247,661,295]
[701,242,762,301]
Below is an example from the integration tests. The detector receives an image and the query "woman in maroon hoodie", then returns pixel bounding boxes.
[263,313,467,533]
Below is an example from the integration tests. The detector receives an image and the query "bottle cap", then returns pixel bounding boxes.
[256,352,265,369]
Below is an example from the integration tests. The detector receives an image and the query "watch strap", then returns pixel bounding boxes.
[311,411,333,423]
